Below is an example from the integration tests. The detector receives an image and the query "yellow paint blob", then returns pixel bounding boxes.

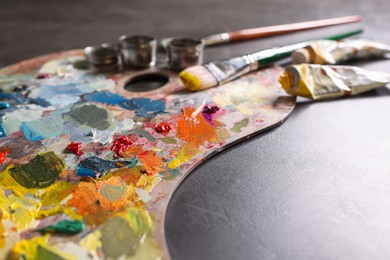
[128,237,161,260]
[136,175,161,191]
[0,221,5,248]
[179,71,201,91]
[127,207,154,236]
[168,143,201,169]
[80,231,102,252]
[12,235,76,259]
[7,194,40,230]
[0,166,39,196]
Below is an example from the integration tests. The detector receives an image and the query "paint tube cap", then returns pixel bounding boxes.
[119,35,157,68]
[84,43,120,71]
[166,38,204,71]
[292,48,311,64]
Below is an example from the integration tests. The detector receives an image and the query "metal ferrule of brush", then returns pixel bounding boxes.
[219,54,259,84]
[204,54,259,85]
[202,33,231,46]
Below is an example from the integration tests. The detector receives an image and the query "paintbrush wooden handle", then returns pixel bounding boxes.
[227,15,363,43]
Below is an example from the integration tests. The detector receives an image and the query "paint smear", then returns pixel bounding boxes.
[138,151,165,175]
[63,104,113,131]
[83,90,125,105]
[119,98,166,118]
[100,216,139,258]
[168,142,201,169]
[177,107,217,145]
[230,118,249,133]
[8,151,65,189]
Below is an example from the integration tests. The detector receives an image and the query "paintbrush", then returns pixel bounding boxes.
[179,29,363,91]
[161,15,362,49]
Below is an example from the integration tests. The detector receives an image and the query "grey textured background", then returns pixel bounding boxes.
[1,0,390,259]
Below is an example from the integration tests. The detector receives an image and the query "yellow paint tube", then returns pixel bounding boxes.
[292,39,390,65]
[279,64,390,100]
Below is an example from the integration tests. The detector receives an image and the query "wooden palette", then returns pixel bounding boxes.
[0,50,295,259]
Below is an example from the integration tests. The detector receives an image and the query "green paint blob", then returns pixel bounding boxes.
[38,220,84,234]
[230,118,249,133]
[36,245,65,260]
[159,136,177,144]
[101,217,139,258]
[99,183,127,202]
[9,151,64,188]
[134,129,156,142]
[63,104,112,130]
[128,208,151,236]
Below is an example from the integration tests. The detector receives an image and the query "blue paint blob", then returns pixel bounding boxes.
[76,156,114,178]
[21,122,44,141]
[112,159,138,168]
[0,102,10,110]
[84,91,126,105]
[20,116,64,141]
[0,125,6,138]
[119,98,165,118]
[0,92,27,105]
[30,98,51,107]
[163,168,180,180]
[35,81,94,106]
[76,166,96,177]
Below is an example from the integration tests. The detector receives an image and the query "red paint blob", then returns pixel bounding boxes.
[111,135,136,158]
[202,105,219,115]
[0,151,9,164]
[36,73,52,79]
[66,142,83,156]
[155,122,171,135]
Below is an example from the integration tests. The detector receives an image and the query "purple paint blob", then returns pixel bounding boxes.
[202,105,220,125]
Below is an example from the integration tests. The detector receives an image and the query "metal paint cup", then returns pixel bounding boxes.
[119,35,157,68]
[166,38,204,71]
[84,43,120,71]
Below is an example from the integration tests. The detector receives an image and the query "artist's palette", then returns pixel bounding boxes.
[0,50,295,259]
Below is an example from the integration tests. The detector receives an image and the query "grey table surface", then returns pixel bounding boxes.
[1,0,390,259]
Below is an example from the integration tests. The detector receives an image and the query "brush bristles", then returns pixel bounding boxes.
[179,65,218,91]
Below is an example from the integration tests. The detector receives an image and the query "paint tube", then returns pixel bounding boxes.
[279,64,390,100]
[292,39,390,65]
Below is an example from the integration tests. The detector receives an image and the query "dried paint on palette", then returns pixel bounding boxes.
[0,51,294,259]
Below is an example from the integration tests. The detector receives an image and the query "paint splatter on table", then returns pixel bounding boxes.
[0,50,295,259]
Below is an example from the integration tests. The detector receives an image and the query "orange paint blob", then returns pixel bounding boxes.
[108,167,142,185]
[138,151,165,175]
[177,107,217,145]
[121,145,144,158]
[68,177,136,215]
